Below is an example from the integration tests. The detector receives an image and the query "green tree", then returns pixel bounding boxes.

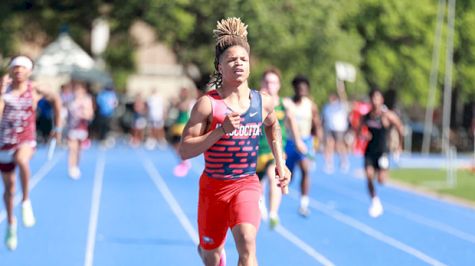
[350,0,440,107]
[455,0,475,99]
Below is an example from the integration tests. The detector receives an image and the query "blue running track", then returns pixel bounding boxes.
[0,143,474,265]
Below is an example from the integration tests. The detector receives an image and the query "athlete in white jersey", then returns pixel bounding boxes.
[285,75,322,217]
[0,56,62,250]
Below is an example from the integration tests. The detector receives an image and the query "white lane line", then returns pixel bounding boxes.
[275,225,335,266]
[84,153,106,266]
[0,154,63,224]
[289,190,447,266]
[352,167,475,221]
[143,157,199,244]
[318,180,475,244]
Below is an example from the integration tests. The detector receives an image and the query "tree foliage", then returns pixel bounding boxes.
[0,0,474,108]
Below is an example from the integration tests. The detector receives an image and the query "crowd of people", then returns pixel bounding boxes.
[0,18,406,266]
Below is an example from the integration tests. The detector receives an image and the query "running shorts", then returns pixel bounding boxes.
[198,173,261,250]
[0,141,36,172]
[285,136,314,172]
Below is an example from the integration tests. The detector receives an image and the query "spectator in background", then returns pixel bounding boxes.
[322,83,350,174]
[95,86,118,147]
[36,97,54,144]
[130,92,148,147]
[145,88,167,150]
[59,83,74,143]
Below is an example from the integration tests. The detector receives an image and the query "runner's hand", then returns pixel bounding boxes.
[50,128,62,143]
[275,164,291,189]
[296,139,308,155]
[222,112,240,134]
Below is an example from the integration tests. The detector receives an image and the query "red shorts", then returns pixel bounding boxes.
[0,141,36,173]
[198,173,261,250]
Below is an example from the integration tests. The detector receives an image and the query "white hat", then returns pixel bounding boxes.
[8,56,33,70]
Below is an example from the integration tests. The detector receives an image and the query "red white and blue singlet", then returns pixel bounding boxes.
[0,82,36,147]
[204,89,262,179]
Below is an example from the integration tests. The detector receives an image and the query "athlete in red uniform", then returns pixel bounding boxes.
[178,18,291,266]
[0,56,62,250]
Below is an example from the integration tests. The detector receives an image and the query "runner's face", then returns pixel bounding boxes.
[10,66,31,83]
[218,45,250,84]
[371,91,384,107]
[261,72,280,96]
[294,82,309,97]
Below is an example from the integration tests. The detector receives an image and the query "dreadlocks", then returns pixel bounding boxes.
[210,17,250,89]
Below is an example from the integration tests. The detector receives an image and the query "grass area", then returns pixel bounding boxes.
[390,168,475,203]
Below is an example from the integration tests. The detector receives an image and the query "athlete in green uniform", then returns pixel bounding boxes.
[256,68,306,228]
[170,87,196,177]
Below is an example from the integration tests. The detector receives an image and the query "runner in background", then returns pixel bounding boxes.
[170,87,195,177]
[145,88,167,150]
[285,74,322,217]
[66,81,94,180]
[361,88,404,218]
[0,55,62,250]
[256,67,306,228]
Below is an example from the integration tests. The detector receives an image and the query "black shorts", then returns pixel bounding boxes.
[364,152,389,170]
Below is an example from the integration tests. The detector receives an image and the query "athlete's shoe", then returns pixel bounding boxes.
[145,138,157,150]
[22,199,36,227]
[69,166,81,180]
[5,219,17,251]
[269,215,279,229]
[173,161,191,177]
[298,206,310,217]
[369,197,384,218]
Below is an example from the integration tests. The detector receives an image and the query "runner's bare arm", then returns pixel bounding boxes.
[387,110,405,148]
[262,93,291,190]
[178,96,225,160]
[82,97,95,121]
[0,74,9,118]
[0,96,4,119]
[34,82,63,131]
[311,101,323,140]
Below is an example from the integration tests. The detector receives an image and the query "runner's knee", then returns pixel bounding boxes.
[234,230,256,252]
[199,246,222,266]
[3,181,15,197]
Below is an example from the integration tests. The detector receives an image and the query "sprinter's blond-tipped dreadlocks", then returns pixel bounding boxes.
[210,17,250,89]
